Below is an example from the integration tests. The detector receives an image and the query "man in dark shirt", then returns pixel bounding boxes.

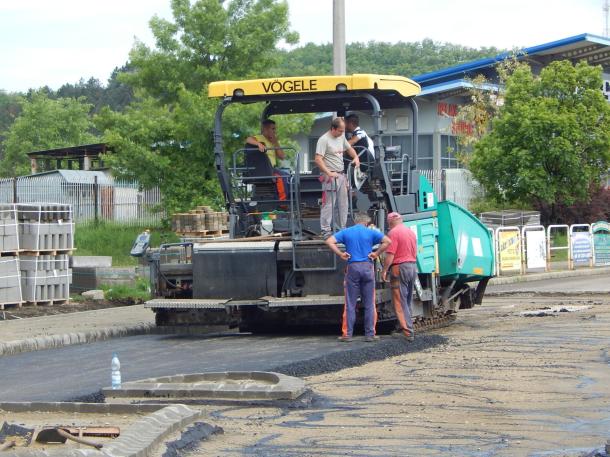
[345,114,375,170]
[325,213,391,342]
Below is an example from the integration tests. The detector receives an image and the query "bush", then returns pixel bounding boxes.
[100,278,151,304]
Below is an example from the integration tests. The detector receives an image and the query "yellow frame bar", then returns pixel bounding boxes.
[208,74,421,98]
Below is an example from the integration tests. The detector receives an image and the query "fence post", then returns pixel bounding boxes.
[12,177,17,203]
[93,175,99,224]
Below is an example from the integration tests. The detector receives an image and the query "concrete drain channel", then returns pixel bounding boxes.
[0,371,305,456]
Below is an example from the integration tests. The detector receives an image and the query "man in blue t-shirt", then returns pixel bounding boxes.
[325,213,391,342]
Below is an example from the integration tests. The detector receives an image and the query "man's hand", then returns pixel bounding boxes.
[381,269,389,282]
[340,251,351,261]
[352,157,360,168]
[368,251,379,261]
[257,142,266,153]
[327,171,339,179]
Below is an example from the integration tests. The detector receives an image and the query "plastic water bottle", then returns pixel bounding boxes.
[111,352,121,390]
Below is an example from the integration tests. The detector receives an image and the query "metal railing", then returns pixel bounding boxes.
[0,176,163,225]
[420,169,478,209]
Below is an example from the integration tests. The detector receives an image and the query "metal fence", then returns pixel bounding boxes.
[421,169,478,209]
[0,176,163,225]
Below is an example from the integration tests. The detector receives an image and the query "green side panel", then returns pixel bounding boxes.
[404,217,436,274]
[418,175,437,212]
[437,200,494,283]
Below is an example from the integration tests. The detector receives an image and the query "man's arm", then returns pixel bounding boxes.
[246,135,266,153]
[346,145,360,168]
[368,235,391,261]
[381,251,395,282]
[314,153,338,178]
[268,132,285,160]
[325,235,350,261]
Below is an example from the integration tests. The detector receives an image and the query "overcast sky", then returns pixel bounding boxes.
[0,0,605,93]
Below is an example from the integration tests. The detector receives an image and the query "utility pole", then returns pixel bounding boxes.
[602,0,610,38]
[333,0,346,75]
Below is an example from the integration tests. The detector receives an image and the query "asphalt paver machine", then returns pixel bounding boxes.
[146,74,494,333]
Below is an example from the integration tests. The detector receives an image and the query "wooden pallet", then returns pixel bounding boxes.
[0,302,23,310]
[18,249,74,256]
[0,251,19,257]
[176,229,229,237]
[23,298,70,306]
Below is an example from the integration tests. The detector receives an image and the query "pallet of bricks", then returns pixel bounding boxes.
[0,203,73,309]
[171,206,229,238]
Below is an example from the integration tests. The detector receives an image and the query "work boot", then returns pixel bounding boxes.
[337,336,353,342]
[364,335,380,342]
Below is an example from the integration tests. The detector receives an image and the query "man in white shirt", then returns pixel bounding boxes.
[345,114,375,161]
[314,118,360,238]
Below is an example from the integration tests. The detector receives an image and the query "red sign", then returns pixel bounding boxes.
[437,102,458,117]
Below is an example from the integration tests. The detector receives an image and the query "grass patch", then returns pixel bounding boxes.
[74,222,179,266]
[101,278,151,304]
[549,231,569,262]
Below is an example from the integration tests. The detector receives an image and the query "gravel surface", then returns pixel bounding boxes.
[168,294,610,457]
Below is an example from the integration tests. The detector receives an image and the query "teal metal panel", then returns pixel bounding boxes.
[437,201,494,282]
[404,217,436,274]
[418,175,437,212]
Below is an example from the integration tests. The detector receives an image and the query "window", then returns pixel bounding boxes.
[381,134,433,169]
[308,137,318,171]
[440,135,462,169]
[417,135,433,169]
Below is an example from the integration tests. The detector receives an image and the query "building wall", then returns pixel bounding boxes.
[296,95,467,173]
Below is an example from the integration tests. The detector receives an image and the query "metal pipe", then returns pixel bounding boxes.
[214,99,232,204]
[409,97,419,169]
[333,0,346,75]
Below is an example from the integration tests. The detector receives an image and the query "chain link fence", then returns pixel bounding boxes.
[0,174,163,226]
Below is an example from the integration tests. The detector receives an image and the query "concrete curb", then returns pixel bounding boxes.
[0,401,165,414]
[0,323,156,357]
[1,403,202,457]
[489,266,610,286]
[103,371,307,401]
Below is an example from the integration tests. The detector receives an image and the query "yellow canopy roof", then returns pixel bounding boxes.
[208,74,421,98]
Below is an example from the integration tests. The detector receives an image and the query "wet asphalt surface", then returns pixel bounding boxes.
[0,330,444,402]
[1,274,606,404]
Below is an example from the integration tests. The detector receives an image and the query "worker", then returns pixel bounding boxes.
[381,212,418,341]
[246,119,286,168]
[246,119,288,200]
[325,212,391,342]
[344,113,375,166]
[315,117,360,239]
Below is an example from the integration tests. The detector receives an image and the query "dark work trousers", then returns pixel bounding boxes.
[342,261,377,337]
[390,262,417,336]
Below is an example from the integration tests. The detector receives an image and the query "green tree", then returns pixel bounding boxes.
[96,0,301,212]
[469,61,610,223]
[274,39,501,77]
[0,91,22,159]
[0,91,98,177]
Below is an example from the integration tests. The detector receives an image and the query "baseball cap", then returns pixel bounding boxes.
[387,212,402,221]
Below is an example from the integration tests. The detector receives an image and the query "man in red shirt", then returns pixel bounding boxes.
[381,212,418,341]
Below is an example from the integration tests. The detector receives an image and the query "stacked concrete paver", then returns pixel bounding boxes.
[0,203,73,308]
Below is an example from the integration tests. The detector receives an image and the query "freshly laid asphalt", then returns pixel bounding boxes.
[0,331,442,402]
[0,267,608,403]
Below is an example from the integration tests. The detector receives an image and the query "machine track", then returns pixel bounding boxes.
[413,313,457,333]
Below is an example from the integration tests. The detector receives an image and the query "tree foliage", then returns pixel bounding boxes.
[468,61,610,223]
[0,91,22,159]
[1,91,98,177]
[274,39,501,77]
[96,0,301,212]
[54,66,134,113]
